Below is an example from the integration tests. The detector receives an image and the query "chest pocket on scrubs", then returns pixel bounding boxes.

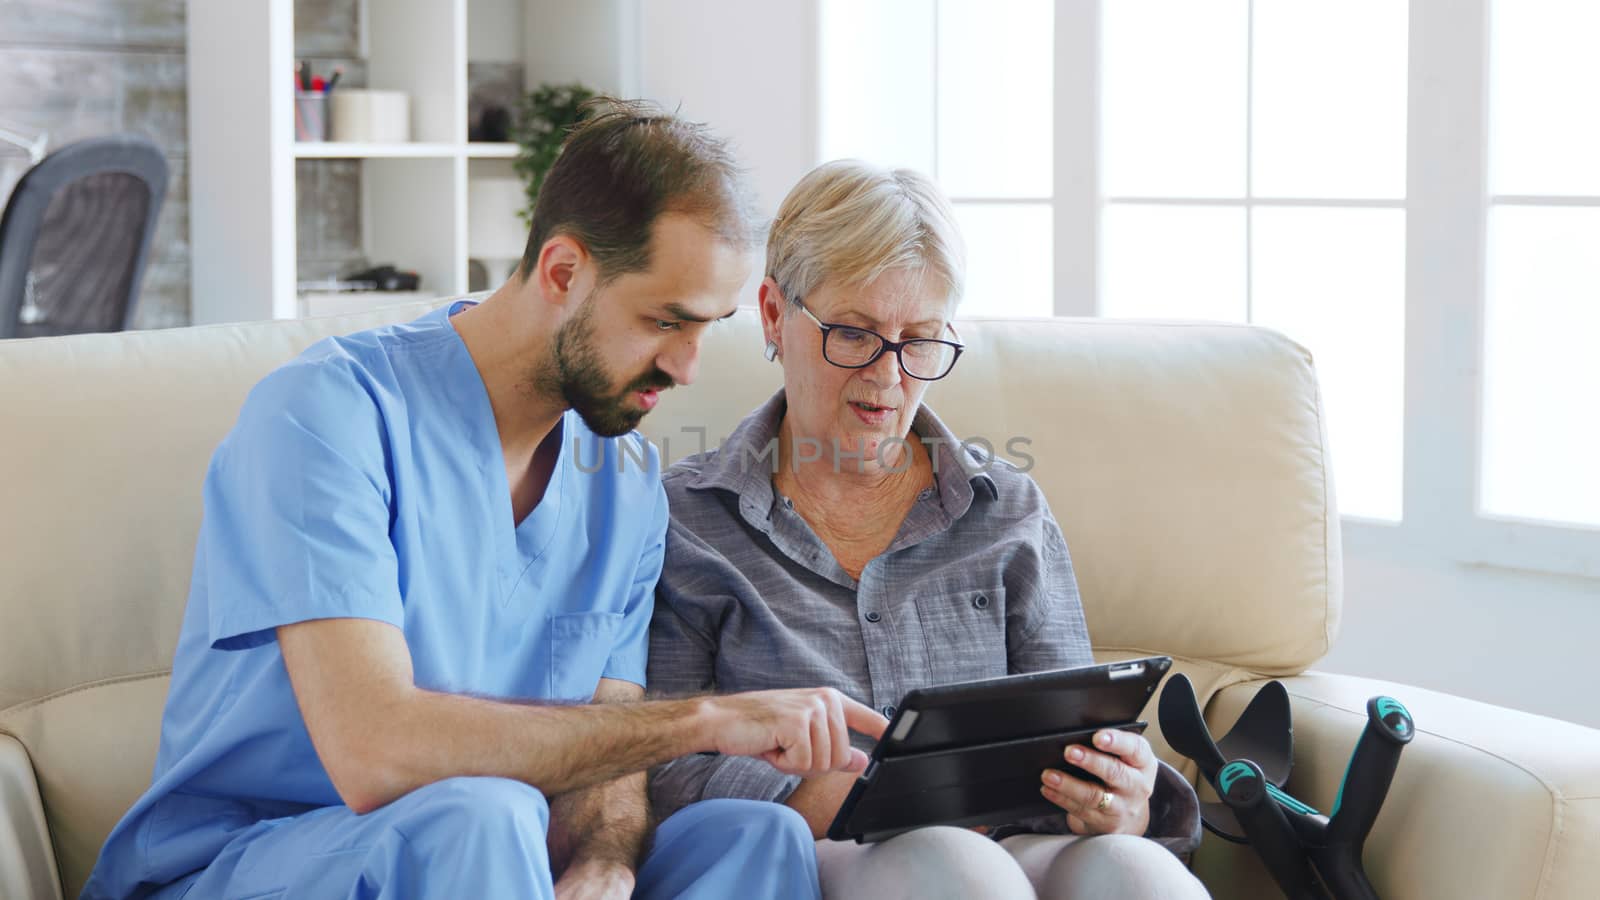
[550,611,623,700]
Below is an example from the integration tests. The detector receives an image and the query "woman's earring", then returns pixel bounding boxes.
[764,341,779,362]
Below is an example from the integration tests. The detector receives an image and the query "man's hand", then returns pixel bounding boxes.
[553,858,634,900]
[704,688,888,777]
[1039,728,1158,836]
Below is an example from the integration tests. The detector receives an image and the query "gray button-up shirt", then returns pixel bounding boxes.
[647,390,1200,851]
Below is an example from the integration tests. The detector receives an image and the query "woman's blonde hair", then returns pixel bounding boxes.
[766,160,965,310]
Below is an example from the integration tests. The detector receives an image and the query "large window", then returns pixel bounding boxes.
[820,0,1600,576]
[1482,0,1600,530]
[819,0,1055,318]
[1099,0,1408,522]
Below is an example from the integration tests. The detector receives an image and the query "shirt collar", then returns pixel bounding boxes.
[688,389,999,522]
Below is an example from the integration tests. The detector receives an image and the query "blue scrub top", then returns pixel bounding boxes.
[84,303,668,898]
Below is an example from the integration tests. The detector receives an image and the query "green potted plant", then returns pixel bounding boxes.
[510,83,598,226]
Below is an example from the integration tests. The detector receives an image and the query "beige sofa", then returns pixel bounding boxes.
[2,300,1597,899]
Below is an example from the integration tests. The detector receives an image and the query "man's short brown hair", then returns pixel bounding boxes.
[518,98,761,285]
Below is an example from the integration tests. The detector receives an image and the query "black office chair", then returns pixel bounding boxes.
[0,136,169,338]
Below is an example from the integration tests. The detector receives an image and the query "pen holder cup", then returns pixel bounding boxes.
[294,92,327,142]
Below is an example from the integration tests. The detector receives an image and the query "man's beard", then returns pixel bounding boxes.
[537,297,674,438]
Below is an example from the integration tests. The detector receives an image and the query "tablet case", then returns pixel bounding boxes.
[827,656,1171,843]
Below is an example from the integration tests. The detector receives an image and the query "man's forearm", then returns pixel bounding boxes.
[344,689,712,812]
[280,619,886,815]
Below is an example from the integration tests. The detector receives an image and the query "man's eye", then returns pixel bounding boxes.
[655,320,681,332]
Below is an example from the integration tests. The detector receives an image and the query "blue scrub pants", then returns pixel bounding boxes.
[151,777,820,899]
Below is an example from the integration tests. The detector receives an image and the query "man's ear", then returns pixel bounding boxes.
[534,234,588,308]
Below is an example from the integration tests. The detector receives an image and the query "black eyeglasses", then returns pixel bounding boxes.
[796,300,964,381]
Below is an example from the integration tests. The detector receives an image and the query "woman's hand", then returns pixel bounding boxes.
[1039,729,1158,836]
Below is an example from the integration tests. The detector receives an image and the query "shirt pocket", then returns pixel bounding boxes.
[549,611,624,701]
[914,586,1009,683]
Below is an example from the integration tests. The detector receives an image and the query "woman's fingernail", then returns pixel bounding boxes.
[1097,731,1113,746]
[1044,771,1063,787]
[1068,747,1085,762]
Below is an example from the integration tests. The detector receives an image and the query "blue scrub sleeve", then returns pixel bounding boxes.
[203,362,405,650]
[601,462,667,687]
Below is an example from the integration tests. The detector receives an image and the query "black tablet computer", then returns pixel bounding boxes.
[826,655,1172,843]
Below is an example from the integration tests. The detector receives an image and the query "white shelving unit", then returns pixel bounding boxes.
[291,143,475,159]
[188,0,638,324]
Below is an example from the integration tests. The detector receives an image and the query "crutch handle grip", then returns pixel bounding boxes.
[1327,696,1413,847]
[1219,760,1330,900]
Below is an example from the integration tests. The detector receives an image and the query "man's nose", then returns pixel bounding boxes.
[658,335,702,387]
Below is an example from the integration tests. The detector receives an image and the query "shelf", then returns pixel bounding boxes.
[293,142,462,159]
[190,0,629,325]
[290,142,520,160]
[466,142,520,158]
[299,290,441,319]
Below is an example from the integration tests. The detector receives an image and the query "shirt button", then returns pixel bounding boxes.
[865,611,882,623]
[973,593,990,610]
[882,705,897,718]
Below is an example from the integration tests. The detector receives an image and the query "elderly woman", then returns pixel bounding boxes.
[647,161,1207,900]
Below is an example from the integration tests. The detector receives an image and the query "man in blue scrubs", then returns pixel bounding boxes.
[83,101,887,900]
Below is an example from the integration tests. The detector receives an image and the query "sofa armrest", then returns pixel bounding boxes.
[0,732,63,900]
[1189,671,1600,900]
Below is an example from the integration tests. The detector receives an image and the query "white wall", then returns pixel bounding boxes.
[523,0,634,96]
[1327,548,1600,728]
[635,0,819,223]
[630,0,821,302]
